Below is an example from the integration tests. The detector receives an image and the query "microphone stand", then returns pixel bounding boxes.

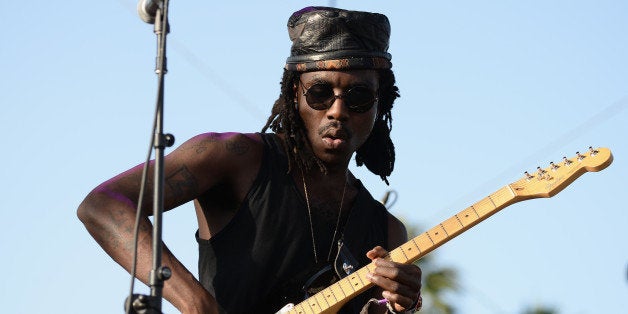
[126,1,174,313]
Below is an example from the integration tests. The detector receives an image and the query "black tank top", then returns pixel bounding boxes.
[196,133,389,313]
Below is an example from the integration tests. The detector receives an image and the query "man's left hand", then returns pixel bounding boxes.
[366,246,422,313]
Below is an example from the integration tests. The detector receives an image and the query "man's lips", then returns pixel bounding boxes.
[318,122,352,149]
[322,136,345,147]
[321,129,349,148]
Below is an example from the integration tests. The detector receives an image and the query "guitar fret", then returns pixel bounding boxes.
[439,223,449,236]
[488,195,497,208]
[365,262,375,273]
[470,205,480,219]
[314,291,330,311]
[299,299,314,314]
[456,206,479,227]
[411,238,421,251]
[389,247,409,263]
[428,226,448,245]
[323,287,337,305]
[474,198,494,216]
[454,214,463,226]
[441,216,463,236]
[349,269,366,289]
[399,246,410,260]
[307,296,322,313]
[474,187,516,217]
[340,277,355,293]
[506,184,516,197]
[425,231,435,245]
[300,303,311,314]
[330,281,346,299]
[414,233,433,252]
[399,240,421,262]
[493,186,515,205]
[293,303,309,314]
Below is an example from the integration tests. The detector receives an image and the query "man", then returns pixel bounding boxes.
[78,6,422,314]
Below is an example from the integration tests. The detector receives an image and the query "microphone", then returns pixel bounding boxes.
[137,0,162,24]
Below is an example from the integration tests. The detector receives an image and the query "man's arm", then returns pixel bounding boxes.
[77,132,262,314]
[78,184,215,313]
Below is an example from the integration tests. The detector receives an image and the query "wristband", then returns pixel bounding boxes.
[384,294,422,313]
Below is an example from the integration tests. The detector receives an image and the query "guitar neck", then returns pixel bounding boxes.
[391,185,518,264]
[287,185,520,314]
[284,147,612,314]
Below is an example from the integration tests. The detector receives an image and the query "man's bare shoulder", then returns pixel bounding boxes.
[177,132,262,153]
[170,132,262,162]
[156,132,264,201]
[167,132,264,180]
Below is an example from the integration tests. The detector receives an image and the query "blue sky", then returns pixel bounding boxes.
[1,1,626,313]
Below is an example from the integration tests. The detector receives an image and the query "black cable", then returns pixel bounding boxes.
[125,118,156,314]
[126,1,171,312]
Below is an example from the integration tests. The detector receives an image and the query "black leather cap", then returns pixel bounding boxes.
[285,7,392,72]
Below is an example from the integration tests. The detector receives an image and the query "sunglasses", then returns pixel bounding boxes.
[299,79,378,113]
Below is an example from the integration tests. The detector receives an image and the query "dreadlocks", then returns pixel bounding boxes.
[261,69,400,184]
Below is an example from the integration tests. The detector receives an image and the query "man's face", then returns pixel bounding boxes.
[296,69,379,168]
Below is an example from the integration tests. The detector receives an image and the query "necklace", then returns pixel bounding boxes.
[300,168,348,264]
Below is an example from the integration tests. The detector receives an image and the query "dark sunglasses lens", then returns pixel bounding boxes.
[305,84,334,110]
[346,87,376,113]
[304,83,376,112]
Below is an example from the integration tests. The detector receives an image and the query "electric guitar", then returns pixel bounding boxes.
[277,147,613,314]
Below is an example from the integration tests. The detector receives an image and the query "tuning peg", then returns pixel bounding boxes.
[524,171,534,180]
[577,151,585,160]
[550,161,559,170]
[563,156,573,166]
[589,146,598,156]
[535,166,548,180]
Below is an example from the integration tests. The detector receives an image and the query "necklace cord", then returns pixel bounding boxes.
[300,167,348,264]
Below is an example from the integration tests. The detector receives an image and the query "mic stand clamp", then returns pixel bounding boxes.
[125,266,172,314]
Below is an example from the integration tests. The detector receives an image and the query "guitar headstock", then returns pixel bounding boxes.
[509,147,613,199]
